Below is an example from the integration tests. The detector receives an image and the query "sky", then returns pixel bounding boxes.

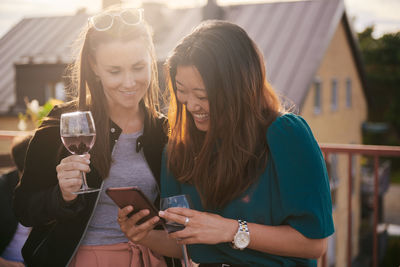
[1,0,400,39]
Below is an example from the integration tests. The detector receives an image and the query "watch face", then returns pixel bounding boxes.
[234,231,250,249]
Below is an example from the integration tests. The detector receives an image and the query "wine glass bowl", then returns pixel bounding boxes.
[160,194,193,233]
[60,111,100,194]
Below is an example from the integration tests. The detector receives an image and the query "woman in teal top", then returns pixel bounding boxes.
[118,20,334,267]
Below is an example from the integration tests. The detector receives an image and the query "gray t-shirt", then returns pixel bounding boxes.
[81,130,159,245]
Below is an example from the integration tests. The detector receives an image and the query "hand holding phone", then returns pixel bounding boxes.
[106,186,164,226]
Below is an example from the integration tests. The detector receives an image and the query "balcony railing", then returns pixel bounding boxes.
[320,143,400,267]
[2,131,400,267]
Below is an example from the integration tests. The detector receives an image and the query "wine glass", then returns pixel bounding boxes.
[60,111,100,194]
[160,194,193,267]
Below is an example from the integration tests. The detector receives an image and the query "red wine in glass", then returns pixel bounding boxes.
[60,111,100,194]
[61,134,96,155]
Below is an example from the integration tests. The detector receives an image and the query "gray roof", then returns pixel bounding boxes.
[0,13,89,113]
[0,0,362,114]
[158,0,349,112]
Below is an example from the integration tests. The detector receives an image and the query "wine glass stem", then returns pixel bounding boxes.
[182,245,190,267]
[78,153,89,190]
[81,171,89,190]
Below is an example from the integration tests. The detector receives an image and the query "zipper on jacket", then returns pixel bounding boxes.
[65,180,104,266]
[31,220,57,259]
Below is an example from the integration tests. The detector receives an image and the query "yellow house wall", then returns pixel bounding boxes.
[301,20,367,267]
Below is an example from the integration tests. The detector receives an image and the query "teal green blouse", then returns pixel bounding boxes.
[161,113,334,267]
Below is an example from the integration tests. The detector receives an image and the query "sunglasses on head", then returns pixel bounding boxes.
[88,8,144,31]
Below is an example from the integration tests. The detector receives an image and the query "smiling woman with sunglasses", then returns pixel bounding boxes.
[13,5,179,267]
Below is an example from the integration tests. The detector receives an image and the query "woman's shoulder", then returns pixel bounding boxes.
[39,101,77,128]
[48,101,77,118]
[267,112,315,145]
[268,112,307,130]
[29,102,77,143]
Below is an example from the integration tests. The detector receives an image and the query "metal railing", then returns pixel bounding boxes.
[320,143,400,267]
[0,130,33,139]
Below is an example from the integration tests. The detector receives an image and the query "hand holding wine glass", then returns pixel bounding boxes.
[60,111,100,194]
[160,195,193,267]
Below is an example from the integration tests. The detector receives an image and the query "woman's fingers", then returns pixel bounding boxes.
[57,170,82,180]
[118,207,160,243]
[160,209,235,245]
[57,159,90,173]
[128,209,160,229]
[159,211,186,226]
[118,207,160,230]
[62,153,90,162]
[58,177,82,201]
[58,177,82,188]
[118,205,134,221]
[159,207,193,226]
[56,155,90,202]
[165,207,194,216]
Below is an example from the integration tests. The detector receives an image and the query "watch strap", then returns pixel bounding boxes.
[238,220,249,234]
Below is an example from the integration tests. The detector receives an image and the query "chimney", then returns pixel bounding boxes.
[202,0,224,21]
[102,0,122,10]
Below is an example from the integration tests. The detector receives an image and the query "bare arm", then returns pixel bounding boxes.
[246,223,327,258]
[160,207,327,259]
[140,230,182,258]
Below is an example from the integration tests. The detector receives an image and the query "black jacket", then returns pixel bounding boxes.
[0,169,19,254]
[13,102,178,267]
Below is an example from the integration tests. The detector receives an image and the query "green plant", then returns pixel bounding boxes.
[18,98,63,130]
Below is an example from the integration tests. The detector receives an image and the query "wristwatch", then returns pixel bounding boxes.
[232,220,250,250]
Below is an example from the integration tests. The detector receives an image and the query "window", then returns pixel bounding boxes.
[314,79,322,114]
[331,79,338,111]
[55,82,66,101]
[346,78,352,108]
[45,81,66,101]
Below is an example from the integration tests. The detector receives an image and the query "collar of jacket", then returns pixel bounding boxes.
[107,102,166,153]
[108,119,145,153]
[107,102,168,185]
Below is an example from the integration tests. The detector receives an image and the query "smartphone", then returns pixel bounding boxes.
[105,186,164,226]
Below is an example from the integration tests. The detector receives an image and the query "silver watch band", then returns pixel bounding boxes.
[238,220,249,233]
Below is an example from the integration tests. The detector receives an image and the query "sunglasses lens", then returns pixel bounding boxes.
[92,14,113,30]
[120,9,142,25]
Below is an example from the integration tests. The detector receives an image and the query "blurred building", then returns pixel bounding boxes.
[0,0,368,266]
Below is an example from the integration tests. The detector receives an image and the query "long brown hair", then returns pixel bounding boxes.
[68,6,160,179]
[166,20,282,209]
